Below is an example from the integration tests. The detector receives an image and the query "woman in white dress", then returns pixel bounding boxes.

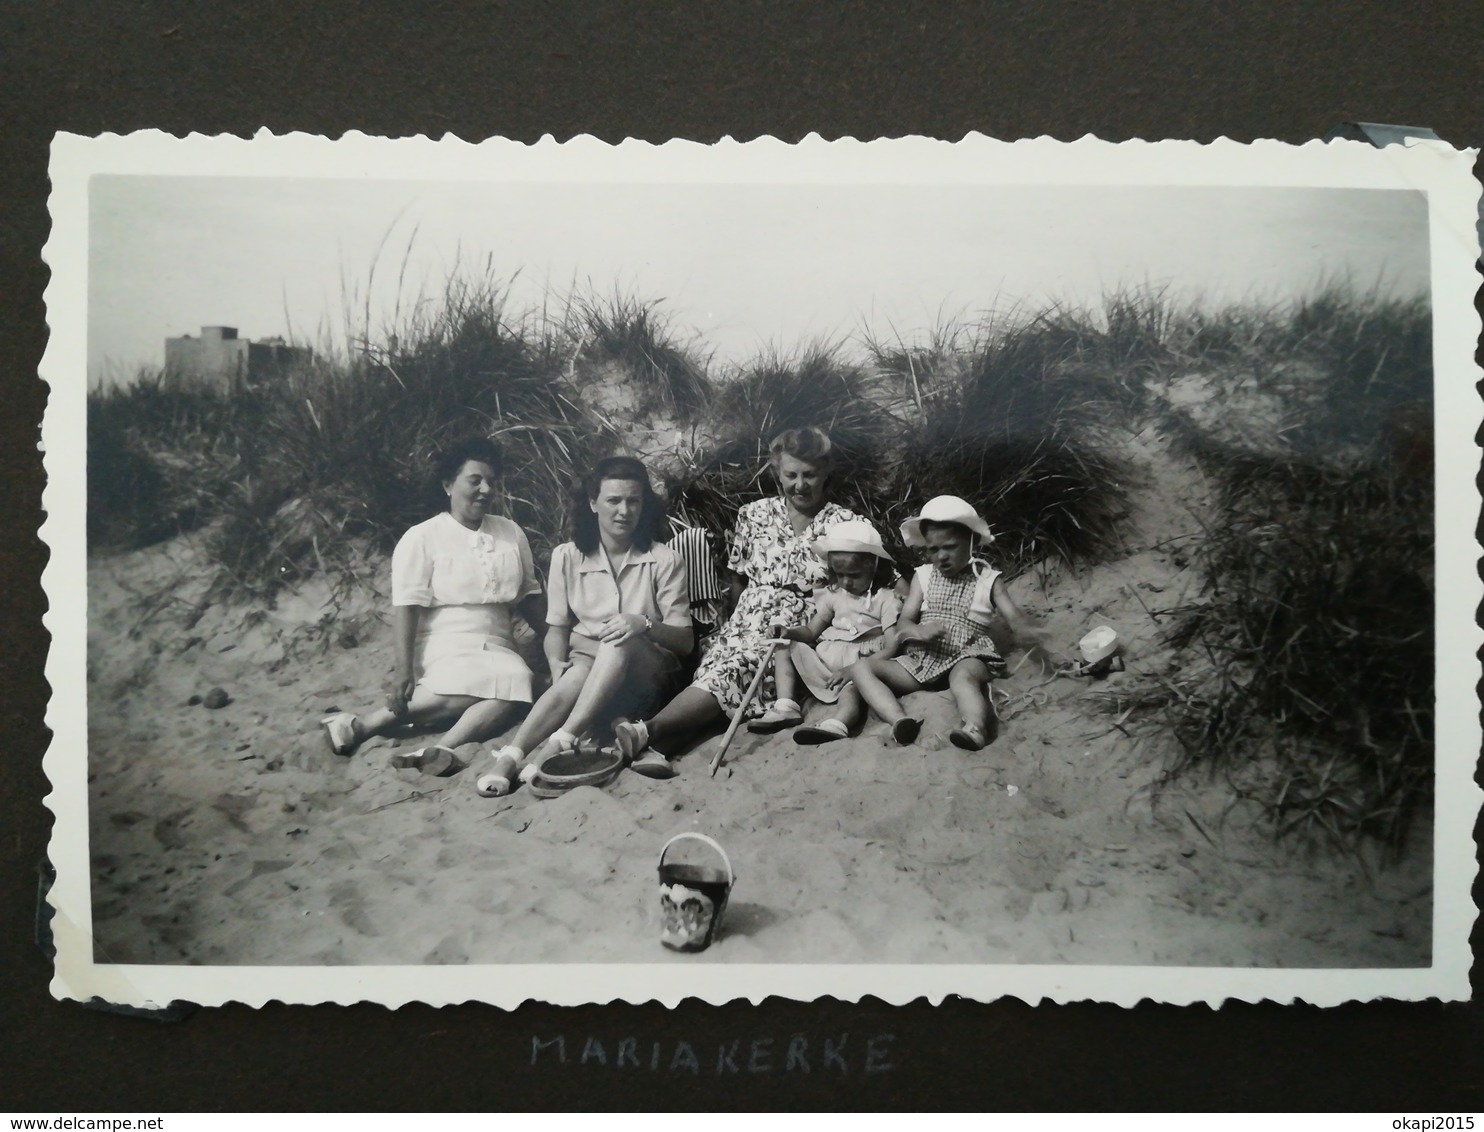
[321,437,544,770]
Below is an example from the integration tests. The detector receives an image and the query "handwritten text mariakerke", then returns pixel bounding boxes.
[531,1032,897,1075]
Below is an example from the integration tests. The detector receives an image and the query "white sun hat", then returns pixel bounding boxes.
[812,518,894,561]
[1079,625,1121,664]
[900,495,995,547]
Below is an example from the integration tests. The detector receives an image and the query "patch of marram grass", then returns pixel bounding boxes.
[1159,458,1432,852]
[668,344,906,552]
[889,314,1138,574]
[1135,291,1434,852]
[86,371,247,549]
[565,289,713,421]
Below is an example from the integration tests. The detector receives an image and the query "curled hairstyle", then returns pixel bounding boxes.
[767,426,834,473]
[435,436,504,489]
[571,455,668,555]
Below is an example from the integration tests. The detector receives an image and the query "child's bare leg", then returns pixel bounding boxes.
[772,648,801,707]
[832,682,867,732]
[747,651,804,733]
[793,670,871,745]
[947,659,993,750]
[848,654,922,725]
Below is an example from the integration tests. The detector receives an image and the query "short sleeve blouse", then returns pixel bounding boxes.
[391,512,541,608]
[546,540,691,639]
[816,586,904,642]
[724,497,864,592]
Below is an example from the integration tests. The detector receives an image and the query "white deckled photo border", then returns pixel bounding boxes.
[42,131,1482,1008]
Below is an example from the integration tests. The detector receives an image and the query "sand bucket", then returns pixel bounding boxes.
[657,832,734,953]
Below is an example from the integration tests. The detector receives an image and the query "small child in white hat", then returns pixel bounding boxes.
[797,495,1047,751]
[747,519,904,734]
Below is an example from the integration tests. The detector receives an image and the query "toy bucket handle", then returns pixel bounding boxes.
[658,832,734,888]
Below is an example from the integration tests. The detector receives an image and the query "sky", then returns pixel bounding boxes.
[87,176,1431,385]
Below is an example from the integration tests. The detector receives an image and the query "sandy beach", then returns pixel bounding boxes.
[84,424,1432,969]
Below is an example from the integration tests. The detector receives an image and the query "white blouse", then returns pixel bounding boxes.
[391,512,541,608]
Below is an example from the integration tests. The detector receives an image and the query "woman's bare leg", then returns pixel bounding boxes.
[437,696,521,749]
[510,657,593,754]
[560,641,636,738]
[355,690,478,742]
[644,684,724,753]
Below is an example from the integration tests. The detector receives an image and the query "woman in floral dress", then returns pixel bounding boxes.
[615,426,863,778]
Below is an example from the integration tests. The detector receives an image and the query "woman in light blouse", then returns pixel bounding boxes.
[476,455,693,795]
[321,437,544,769]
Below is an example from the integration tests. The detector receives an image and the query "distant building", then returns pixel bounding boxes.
[163,326,311,394]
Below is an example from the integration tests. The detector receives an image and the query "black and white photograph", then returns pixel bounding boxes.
[43,132,1479,1008]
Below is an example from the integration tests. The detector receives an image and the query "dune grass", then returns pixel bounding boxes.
[213,275,622,596]
[86,372,246,549]
[664,345,907,559]
[878,314,1138,575]
[565,290,713,421]
[1135,289,1434,851]
[1161,459,1432,849]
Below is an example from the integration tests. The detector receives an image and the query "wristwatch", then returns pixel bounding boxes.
[641,614,654,634]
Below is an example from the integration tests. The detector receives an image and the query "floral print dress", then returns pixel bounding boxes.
[690,496,863,716]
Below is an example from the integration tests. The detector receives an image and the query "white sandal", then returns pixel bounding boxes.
[747,700,803,734]
[321,712,358,756]
[614,719,650,762]
[475,752,521,797]
[390,745,457,775]
[520,731,577,784]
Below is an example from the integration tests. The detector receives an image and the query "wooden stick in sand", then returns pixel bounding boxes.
[708,638,786,777]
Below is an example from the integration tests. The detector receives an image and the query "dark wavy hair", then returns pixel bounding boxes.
[571,455,668,555]
[434,436,504,489]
